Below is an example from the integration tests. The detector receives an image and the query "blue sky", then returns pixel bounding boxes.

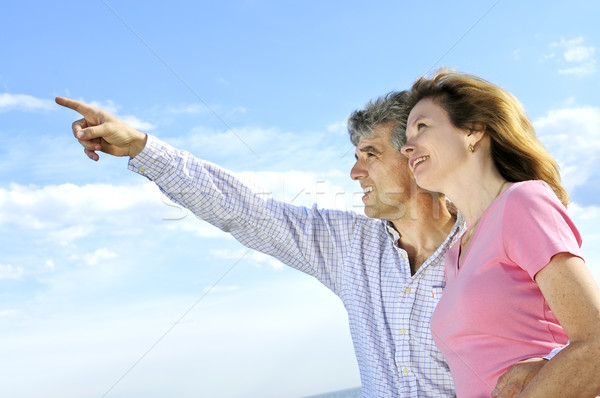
[1,1,599,397]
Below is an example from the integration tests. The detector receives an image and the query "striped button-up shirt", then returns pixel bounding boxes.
[129,135,460,397]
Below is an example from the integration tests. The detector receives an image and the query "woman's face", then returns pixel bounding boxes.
[401,97,470,193]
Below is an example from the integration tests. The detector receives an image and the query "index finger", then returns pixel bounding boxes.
[55,96,99,118]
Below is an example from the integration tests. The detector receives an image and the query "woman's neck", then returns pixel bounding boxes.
[444,162,507,229]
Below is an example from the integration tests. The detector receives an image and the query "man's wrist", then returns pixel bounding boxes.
[129,132,148,159]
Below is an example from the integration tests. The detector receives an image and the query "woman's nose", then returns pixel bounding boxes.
[400,141,414,158]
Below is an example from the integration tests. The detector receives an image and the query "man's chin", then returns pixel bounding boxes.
[362,205,378,219]
[363,205,406,221]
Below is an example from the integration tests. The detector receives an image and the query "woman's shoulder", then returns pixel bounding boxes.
[504,180,559,204]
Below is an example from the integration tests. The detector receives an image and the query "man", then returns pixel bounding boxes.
[56,92,541,397]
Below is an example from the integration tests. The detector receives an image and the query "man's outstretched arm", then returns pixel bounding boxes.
[55,96,147,160]
[56,96,358,291]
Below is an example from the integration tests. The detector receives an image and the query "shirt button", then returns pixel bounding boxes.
[139,167,146,173]
[404,287,411,294]
[403,368,410,375]
[400,328,407,335]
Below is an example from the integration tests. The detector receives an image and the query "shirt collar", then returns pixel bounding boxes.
[383,212,464,247]
[385,221,401,243]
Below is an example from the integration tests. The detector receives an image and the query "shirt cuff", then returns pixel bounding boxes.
[128,135,176,181]
[544,343,568,360]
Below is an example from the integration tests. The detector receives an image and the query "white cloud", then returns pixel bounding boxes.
[0,93,55,112]
[166,102,210,115]
[534,106,600,192]
[120,115,155,131]
[210,248,284,269]
[165,102,244,117]
[83,248,118,267]
[0,309,21,317]
[88,99,155,130]
[51,224,96,247]
[569,202,600,221]
[541,51,556,61]
[548,37,597,76]
[0,264,25,279]
[161,214,232,238]
[229,106,247,115]
[0,182,166,231]
[0,170,360,245]
[181,125,281,157]
[552,37,594,63]
[558,65,596,76]
[170,124,354,183]
[564,44,595,63]
[327,120,348,134]
[0,182,233,262]
[512,49,521,61]
[89,99,119,114]
[567,203,600,285]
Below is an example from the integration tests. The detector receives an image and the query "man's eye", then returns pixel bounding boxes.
[417,123,427,130]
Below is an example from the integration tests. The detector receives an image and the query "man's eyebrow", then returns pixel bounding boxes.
[354,145,382,160]
[358,145,382,155]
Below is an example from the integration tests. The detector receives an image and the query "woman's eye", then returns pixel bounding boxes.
[417,123,426,130]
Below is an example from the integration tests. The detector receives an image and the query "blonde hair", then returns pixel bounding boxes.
[407,69,568,207]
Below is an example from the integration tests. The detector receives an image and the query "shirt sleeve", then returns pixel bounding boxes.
[128,135,360,293]
[502,181,583,280]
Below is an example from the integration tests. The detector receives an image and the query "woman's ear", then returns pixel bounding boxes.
[465,123,487,151]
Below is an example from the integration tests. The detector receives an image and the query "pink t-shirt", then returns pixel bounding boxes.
[431,180,583,398]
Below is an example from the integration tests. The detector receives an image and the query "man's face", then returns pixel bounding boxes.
[350,123,416,221]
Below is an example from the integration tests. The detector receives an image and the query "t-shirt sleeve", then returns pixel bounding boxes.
[503,181,583,280]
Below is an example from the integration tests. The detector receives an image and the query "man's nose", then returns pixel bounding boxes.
[350,160,366,180]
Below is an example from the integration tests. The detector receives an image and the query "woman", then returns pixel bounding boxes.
[400,69,600,397]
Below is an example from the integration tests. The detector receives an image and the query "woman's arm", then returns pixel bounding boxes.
[518,252,600,397]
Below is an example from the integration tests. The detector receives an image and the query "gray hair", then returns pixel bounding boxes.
[347,90,410,151]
